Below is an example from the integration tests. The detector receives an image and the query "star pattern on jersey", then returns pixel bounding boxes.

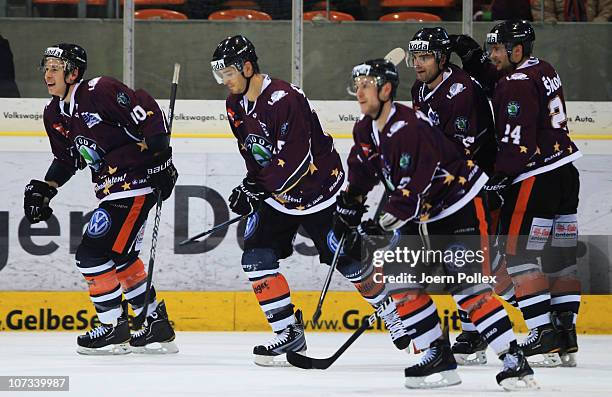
[422,202,432,210]
[443,174,455,185]
[121,181,131,191]
[277,159,286,167]
[137,141,148,152]
[102,181,113,195]
[553,141,561,152]
[273,194,287,204]
[296,205,305,211]
[567,145,573,154]
[420,213,430,222]
[240,143,247,151]
[331,168,340,177]
[401,189,410,197]
[467,160,475,169]
[535,146,541,155]
[146,111,154,117]
[519,146,528,153]
[309,163,318,174]
[458,176,467,185]
[464,148,471,156]
[107,165,117,175]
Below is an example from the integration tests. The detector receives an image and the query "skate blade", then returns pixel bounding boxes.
[500,374,540,391]
[254,353,294,367]
[77,342,131,356]
[404,369,462,389]
[132,341,179,355]
[527,352,562,367]
[454,351,487,366]
[560,352,577,367]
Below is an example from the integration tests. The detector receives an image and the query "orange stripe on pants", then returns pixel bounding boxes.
[117,258,147,290]
[85,269,119,296]
[506,178,535,255]
[474,196,491,276]
[112,195,145,254]
[252,273,290,303]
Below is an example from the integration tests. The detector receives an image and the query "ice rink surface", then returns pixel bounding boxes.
[1,332,611,396]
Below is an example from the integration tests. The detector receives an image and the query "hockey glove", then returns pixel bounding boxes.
[24,179,58,224]
[449,34,490,74]
[483,173,512,192]
[343,219,392,263]
[332,190,367,240]
[228,177,268,216]
[146,147,179,201]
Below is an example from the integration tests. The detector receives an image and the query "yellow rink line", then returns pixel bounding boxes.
[1,131,612,140]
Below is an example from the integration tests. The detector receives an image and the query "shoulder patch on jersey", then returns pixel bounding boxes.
[454,116,468,132]
[399,153,411,170]
[506,73,529,81]
[446,82,466,99]
[88,77,101,91]
[388,120,407,137]
[507,101,520,117]
[116,92,130,107]
[268,90,288,106]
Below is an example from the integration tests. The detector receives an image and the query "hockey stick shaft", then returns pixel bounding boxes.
[312,234,345,323]
[178,214,247,246]
[132,63,180,329]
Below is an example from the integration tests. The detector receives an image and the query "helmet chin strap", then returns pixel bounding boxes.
[373,88,389,121]
[240,69,253,96]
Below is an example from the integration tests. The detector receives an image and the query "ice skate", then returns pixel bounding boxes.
[496,343,539,391]
[77,307,131,355]
[254,310,307,367]
[404,337,461,389]
[379,301,412,351]
[452,330,488,365]
[130,301,178,354]
[553,311,578,367]
[520,324,562,367]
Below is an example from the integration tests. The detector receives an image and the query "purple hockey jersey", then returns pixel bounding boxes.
[226,75,344,215]
[347,103,488,223]
[468,58,581,182]
[411,64,496,173]
[43,76,169,201]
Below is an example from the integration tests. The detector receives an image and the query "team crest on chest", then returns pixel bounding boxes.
[74,135,105,172]
[245,134,274,167]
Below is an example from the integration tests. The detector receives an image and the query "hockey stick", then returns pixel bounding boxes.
[179,214,246,246]
[288,297,392,370]
[132,63,181,330]
[312,233,345,323]
[384,47,407,66]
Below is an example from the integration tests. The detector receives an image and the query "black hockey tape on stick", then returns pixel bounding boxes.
[287,297,392,370]
[312,233,345,323]
[179,214,247,246]
[132,63,181,330]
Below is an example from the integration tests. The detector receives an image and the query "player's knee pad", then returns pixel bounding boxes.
[75,243,119,297]
[241,248,279,281]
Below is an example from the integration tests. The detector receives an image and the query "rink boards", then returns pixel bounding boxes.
[1,291,611,333]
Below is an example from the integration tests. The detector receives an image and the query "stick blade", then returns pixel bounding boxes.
[287,351,332,370]
[384,47,406,66]
[312,309,322,324]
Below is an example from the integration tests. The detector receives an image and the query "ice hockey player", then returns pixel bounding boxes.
[340,58,537,390]
[211,35,413,367]
[25,43,178,355]
[451,20,582,367]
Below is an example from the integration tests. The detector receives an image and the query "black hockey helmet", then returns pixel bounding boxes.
[350,58,399,98]
[486,20,535,59]
[41,43,87,81]
[211,35,259,83]
[408,27,452,66]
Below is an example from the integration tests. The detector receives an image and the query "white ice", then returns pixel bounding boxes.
[1,332,611,396]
